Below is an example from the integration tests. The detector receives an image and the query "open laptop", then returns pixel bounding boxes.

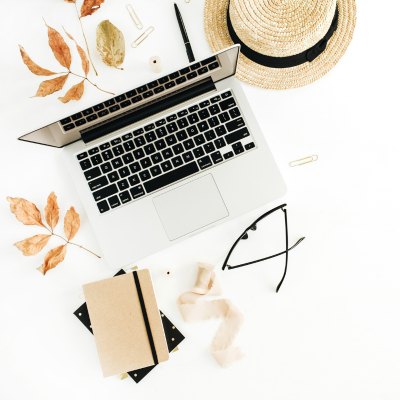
[19,45,286,268]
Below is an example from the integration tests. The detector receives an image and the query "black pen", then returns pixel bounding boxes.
[174,3,195,62]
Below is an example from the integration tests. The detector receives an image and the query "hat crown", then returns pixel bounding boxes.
[230,0,337,57]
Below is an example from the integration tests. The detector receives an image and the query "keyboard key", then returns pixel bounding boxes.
[133,148,145,159]
[144,161,199,193]
[130,185,145,199]
[200,100,210,108]
[224,151,234,159]
[112,145,124,156]
[220,97,236,111]
[126,89,137,97]
[204,142,215,154]
[215,126,227,136]
[221,91,232,98]
[211,151,223,164]
[89,176,108,191]
[219,112,230,123]
[111,138,122,146]
[116,94,126,102]
[128,174,140,186]
[129,162,141,173]
[229,107,241,119]
[198,67,208,75]
[187,126,198,136]
[165,81,176,89]
[133,128,144,136]
[205,130,216,141]
[166,122,178,133]
[214,137,226,149]
[172,156,183,167]
[154,86,165,94]
[98,109,109,117]
[194,134,205,146]
[144,90,154,98]
[198,156,212,170]
[117,179,129,191]
[100,143,110,150]
[208,61,219,70]
[148,80,158,89]
[177,118,189,129]
[183,138,195,150]
[151,153,163,164]
[144,143,156,155]
[83,107,94,116]
[156,127,167,137]
[80,159,92,171]
[108,195,121,209]
[209,104,220,115]
[176,76,187,84]
[179,67,190,75]
[190,62,201,70]
[188,114,199,124]
[97,200,110,213]
[111,157,123,169]
[201,56,217,66]
[198,121,209,132]
[162,148,173,159]
[182,151,194,162]
[145,132,157,142]
[187,72,197,79]
[245,142,255,150]
[61,117,72,125]
[122,153,134,164]
[93,104,105,111]
[210,95,221,103]
[167,114,177,122]
[139,170,151,181]
[189,105,199,113]
[102,150,114,160]
[90,154,103,166]
[232,142,244,155]
[123,140,135,151]
[177,130,188,141]
[119,166,130,178]
[122,133,133,141]
[88,147,99,155]
[75,118,86,126]
[137,85,147,93]
[140,157,152,169]
[225,127,250,144]
[156,119,166,127]
[172,143,184,155]
[119,190,132,204]
[121,100,131,108]
[145,123,155,131]
[101,162,112,174]
[105,99,116,106]
[93,184,118,201]
[199,109,210,120]
[158,77,169,84]
[193,147,205,158]
[110,105,120,112]
[226,118,246,132]
[134,136,146,147]
[166,134,177,146]
[169,72,179,79]
[150,165,162,176]
[63,123,75,131]
[132,95,142,103]
[107,171,119,183]
[161,160,173,172]
[77,152,88,160]
[208,116,220,127]
[155,139,167,150]
[87,114,98,122]
[72,112,83,120]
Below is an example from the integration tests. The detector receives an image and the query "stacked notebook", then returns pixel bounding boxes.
[74,269,184,383]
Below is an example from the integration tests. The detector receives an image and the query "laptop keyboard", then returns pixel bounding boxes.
[60,56,219,133]
[76,89,256,214]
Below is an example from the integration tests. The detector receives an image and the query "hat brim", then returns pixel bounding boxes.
[204,0,356,90]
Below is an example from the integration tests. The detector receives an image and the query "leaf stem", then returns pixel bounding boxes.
[74,2,98,76]
[69,71,115,95]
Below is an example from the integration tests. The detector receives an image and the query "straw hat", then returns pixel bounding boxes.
[204,0,356,89]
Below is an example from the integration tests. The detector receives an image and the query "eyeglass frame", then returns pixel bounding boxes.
[221,203,305,292]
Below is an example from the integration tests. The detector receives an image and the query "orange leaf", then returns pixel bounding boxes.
[58,80,85,103]
[65,0,76,2]
[46,23,72,69]
[35,74,68,97]
[63,29,89,76]
[64,207,80,240]
[45,192,59,229]
[7,197,44,227]
[19,45,57,76]
[80,0,104,17]
[40,245,67,275]
[15,234,51,256]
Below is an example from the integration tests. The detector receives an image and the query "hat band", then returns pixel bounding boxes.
[227,6,339,69]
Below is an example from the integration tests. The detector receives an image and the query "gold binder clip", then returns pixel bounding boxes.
[289,155,318,167]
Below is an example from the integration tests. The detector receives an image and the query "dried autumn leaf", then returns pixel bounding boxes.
[96,20,125,69]
[15,234,51,256]
[7,197,44,227]
[63,29,89,76]
[35,74,68,97]
[46,23,71,69]
[58,80,85,103]
[81,0,104,17]
[45,192,59,229]
[64,206,80,240]
[65,0,76,2]
[41,245,67,275]
[19,45,57,76]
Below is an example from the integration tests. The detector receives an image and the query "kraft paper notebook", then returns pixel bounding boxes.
[83,269,169,377]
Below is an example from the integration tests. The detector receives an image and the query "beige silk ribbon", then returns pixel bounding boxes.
[178,263,244,367]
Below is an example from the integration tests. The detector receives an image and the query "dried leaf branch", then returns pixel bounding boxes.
[7,192,101,275]
[19,22,114,103]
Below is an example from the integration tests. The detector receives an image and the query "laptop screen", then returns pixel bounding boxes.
[18,45,240,148]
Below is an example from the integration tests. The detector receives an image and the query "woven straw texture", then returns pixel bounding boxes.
[204,0,356,89]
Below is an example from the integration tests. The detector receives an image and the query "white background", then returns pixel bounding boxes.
[1,0,399,399]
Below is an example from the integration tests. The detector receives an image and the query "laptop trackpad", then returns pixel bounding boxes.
[153,174,229,241]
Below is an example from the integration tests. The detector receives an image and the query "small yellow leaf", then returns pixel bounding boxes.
[41,245,67,275]
[96,20,125,69]
[58,80,85,103]
[46,23,72,69]
[35,74,68,97]
[7,197,44,227]
[81,0,104,17]
[64,207,80,240]
[45,192,59,229]
[19,45,57,76]
[15,234,51,256]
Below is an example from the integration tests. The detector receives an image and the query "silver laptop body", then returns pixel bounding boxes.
[19,45,286,268]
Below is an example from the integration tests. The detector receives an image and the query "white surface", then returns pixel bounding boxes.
[0,1,399,399]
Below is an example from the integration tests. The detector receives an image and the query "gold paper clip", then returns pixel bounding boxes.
[289,155,318,167]
[126,4,143,30]
[131,26,154,48]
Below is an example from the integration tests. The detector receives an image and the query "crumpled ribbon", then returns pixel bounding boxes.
[178,263,244,367]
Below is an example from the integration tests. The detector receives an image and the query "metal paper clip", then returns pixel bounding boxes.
[126,4,143,30]
[131,26,154,48]
[289,155,318,167]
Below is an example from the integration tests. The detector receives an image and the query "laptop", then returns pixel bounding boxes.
[19,45,286,268]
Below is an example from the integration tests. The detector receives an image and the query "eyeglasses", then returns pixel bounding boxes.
[222,204,305,292]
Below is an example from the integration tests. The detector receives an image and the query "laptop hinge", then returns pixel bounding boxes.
[80,77,216,144]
